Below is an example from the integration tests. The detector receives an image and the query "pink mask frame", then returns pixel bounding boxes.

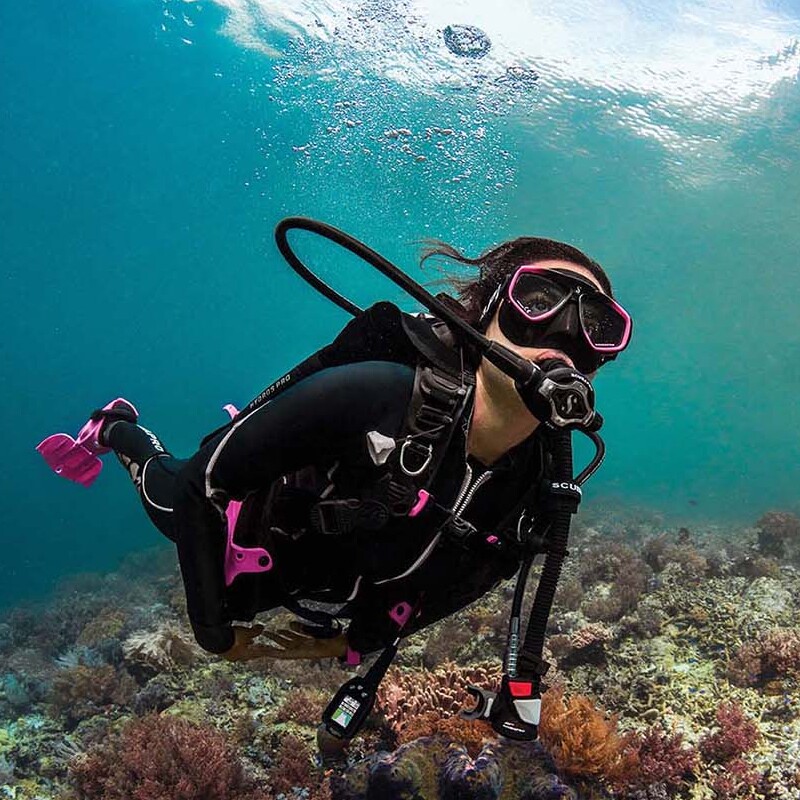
[506,265,632,353]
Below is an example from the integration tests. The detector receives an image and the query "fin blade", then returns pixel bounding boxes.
[36,434,103,487]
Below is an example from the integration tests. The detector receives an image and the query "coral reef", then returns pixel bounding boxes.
[3,502,800,799]
[726,627,800,688]
[537,686,635,782]
[755,510,800,561]
[274,686,330,726]
[331,737,576,800]
[375,661,501,738]
[67,713,271,799]
[392,711,494,756]
[549,623,614,669]
[620,725,698,791]
[269,732,331,798]
[699,702,760,764]
[121,623,201,674]
[49,664,137,728]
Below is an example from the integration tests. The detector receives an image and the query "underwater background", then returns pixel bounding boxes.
[2,0,800,797]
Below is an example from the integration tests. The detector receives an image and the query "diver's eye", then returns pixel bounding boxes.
[521,292,552,315]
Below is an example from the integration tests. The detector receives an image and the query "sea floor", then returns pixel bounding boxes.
[1,502,799,799]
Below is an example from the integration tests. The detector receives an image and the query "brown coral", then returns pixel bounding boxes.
[756,511,800,560]
[553,623,614,668]
[49,664,137,727]
[393,711,495,757]
[269,733,331,799]
[538,686,636,782]
[274,687,329,726]
[77,610,127,647]
[68,713,271,799]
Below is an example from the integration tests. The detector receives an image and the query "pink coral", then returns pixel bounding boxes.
[570,623,613,650]
[619,725,698,790]
[269,734,331,799]
[68,713,270,799]
[710,758,764,798]
[727,628,800,688]
[375,661,501,736]
[700,702,760,764]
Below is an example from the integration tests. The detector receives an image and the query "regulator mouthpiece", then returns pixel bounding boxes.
[515,359,601,431]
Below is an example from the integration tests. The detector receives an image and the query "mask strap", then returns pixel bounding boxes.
[477,279,508,331]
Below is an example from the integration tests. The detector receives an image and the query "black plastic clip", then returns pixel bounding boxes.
[460,674,542,741]
[310,499,389,535]
[445,515,478,546]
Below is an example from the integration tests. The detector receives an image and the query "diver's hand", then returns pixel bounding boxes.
[220,624,272,662]
[260,620,349,660]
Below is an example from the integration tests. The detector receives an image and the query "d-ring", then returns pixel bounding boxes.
[399,439,433,476]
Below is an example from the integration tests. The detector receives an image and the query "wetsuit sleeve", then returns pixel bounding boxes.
[344,543,519,655]
[172,361,415,654]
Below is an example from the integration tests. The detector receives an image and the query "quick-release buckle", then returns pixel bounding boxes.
[445,515,478,545]
[311,499,389,535]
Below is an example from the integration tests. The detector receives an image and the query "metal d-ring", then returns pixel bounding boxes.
[516,511,533,542]
[399,438,433,476]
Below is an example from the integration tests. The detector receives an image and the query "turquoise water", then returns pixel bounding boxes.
[2,0,799,610]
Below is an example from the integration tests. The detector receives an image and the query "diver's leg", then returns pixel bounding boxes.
[102,420,187,543]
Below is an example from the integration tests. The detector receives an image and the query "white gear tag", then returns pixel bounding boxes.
[366,431,396,466]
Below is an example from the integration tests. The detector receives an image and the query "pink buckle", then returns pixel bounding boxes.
[389,601,414,627]
[223,500,273,586]
[220,403,273,587]
[408,489,430,517]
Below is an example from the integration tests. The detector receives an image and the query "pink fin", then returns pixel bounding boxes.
[36,434,103,487]
[36,397,138,487]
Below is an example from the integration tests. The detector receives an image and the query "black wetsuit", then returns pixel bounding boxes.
[106,359,548,656]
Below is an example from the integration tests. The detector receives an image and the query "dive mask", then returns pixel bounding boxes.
[485,266,632,374]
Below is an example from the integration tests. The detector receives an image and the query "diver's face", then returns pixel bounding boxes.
[484,259,606,376]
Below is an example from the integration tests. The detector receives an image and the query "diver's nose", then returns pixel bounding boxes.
[539,301,581,339]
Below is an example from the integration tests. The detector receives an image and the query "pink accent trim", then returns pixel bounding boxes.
[507,266,631,353]
[345,646,362,666]
[219,403,274,587]
[389,602,413,627]
[486,535,499,544]
[223,498,273,586]
[408,489,430,517]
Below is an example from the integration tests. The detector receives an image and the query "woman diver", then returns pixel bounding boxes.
[37,222,632,739]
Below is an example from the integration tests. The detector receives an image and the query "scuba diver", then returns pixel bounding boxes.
[37,218,632,741]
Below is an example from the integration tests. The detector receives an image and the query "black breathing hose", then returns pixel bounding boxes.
[520,430,573,668]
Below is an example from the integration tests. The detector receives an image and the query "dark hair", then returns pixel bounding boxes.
[419,236,614,326]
